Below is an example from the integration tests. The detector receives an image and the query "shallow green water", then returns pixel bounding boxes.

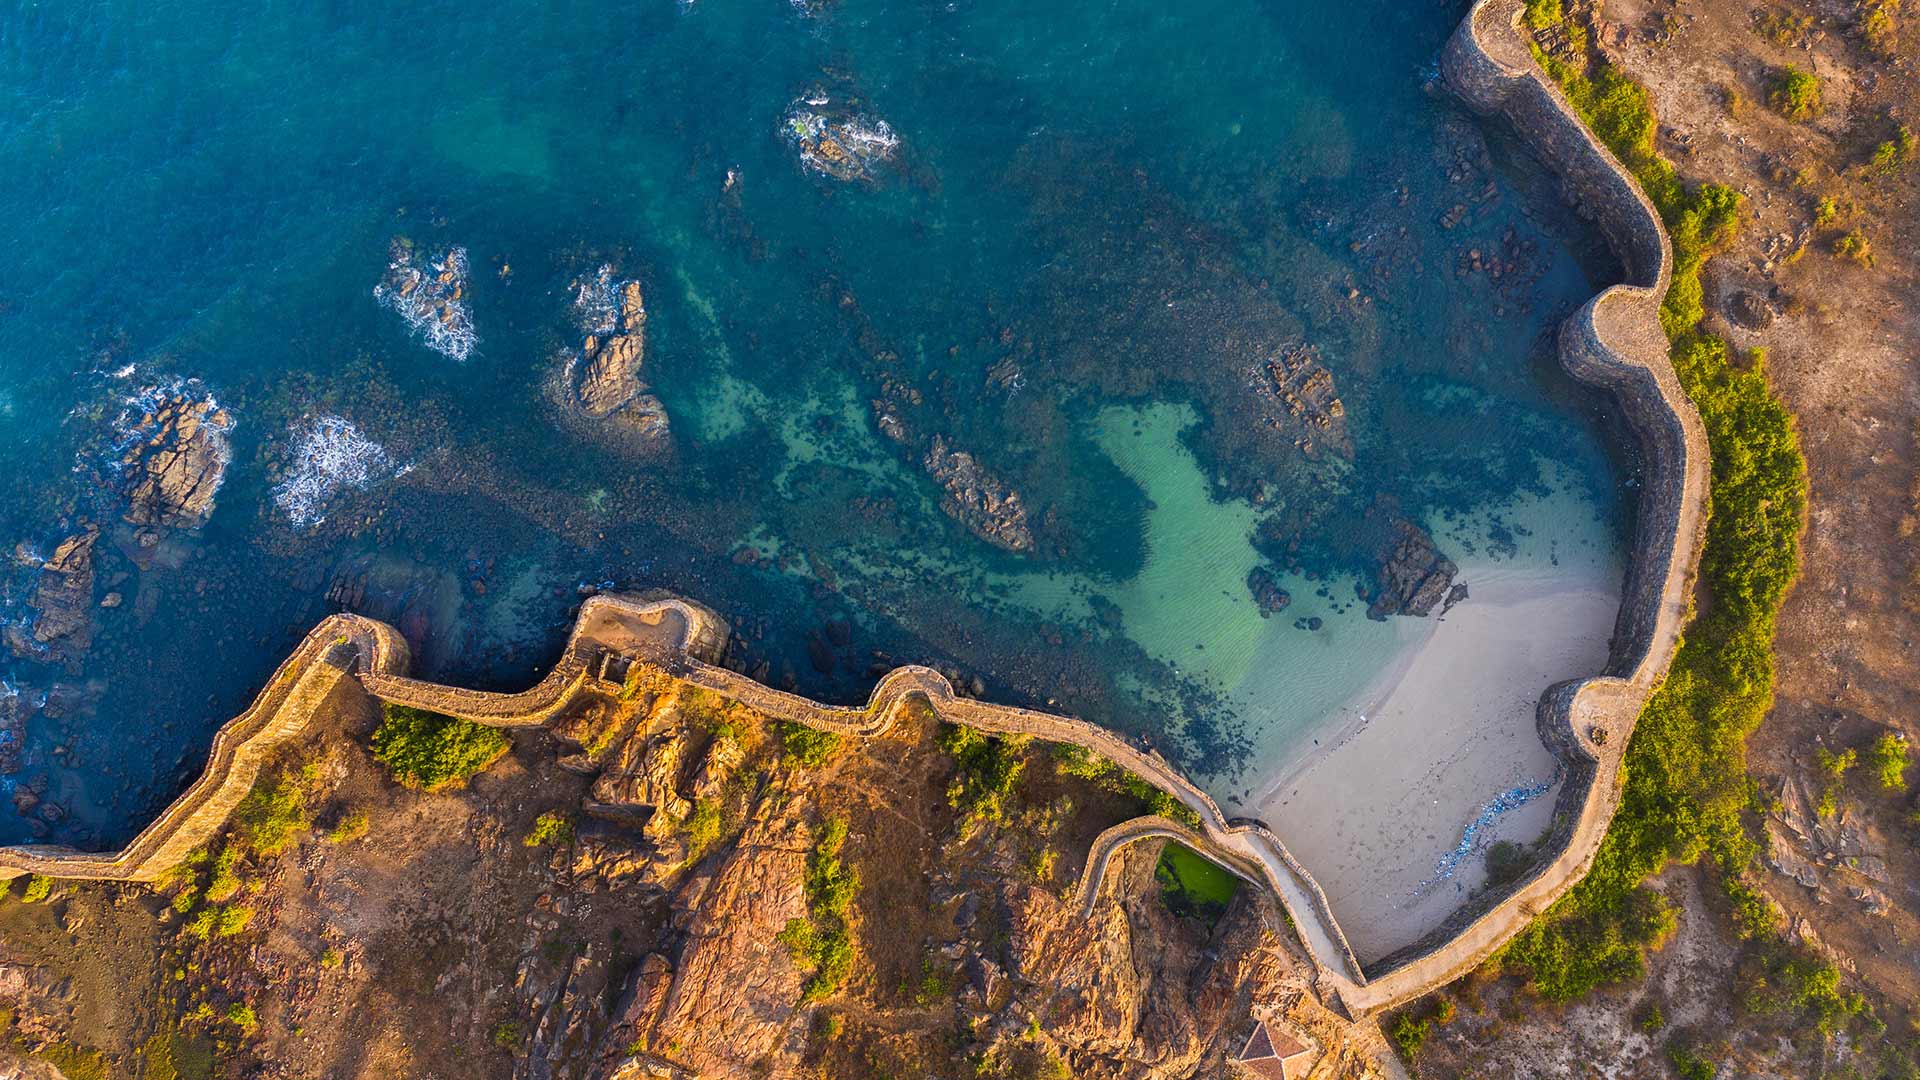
[0,0,1627,847]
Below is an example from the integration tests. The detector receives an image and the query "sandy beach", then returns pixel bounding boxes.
[1245,559,1620,963]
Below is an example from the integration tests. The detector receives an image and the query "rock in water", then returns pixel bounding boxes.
[117,386,233,530]
[5,527,99,665]
[1369,519,1458,620]
[373,239,477,361]
[1246,566,1292,616]
[924,436,1035,552]
[561,266,671,445]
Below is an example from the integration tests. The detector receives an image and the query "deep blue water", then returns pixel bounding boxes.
[0,0,1629,848]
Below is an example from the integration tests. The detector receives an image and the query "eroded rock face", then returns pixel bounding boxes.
[116,388,233,530]
[588,721,694,840]
[1369,519,1458,620]
[1255,343,1348,455]
[605,796,812,1078]
[562,268,671,444]
[5,528,98,665]
[1000,841,1296,1075]
[926,436,1035,552]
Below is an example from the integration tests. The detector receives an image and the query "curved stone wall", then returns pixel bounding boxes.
[0,0,1711,1020]
[1342,0,1712,1008]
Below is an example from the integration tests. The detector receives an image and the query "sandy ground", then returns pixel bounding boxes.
[1253,560,1619,962]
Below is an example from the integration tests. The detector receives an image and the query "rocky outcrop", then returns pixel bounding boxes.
[782,97,900,183]
[587,719,694,842]
[1255,343,1348,454]
[925,436,1035,552]
[1368,520,1458,620]
[374,239,477,361]
[6,528,98,665]
[117,388,232,531]
[560,268,670,444]
[604,796,811,1077]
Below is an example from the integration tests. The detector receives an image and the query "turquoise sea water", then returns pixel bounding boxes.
[0,0,1628,848]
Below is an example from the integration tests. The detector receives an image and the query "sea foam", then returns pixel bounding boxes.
[273,416,409,528]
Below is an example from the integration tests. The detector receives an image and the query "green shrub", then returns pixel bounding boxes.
[682,799,725,861]
[776,721,841,768]
[1814,196,1839,225]
[233,773,310,857]
[203,848,242,903]
[1736,943,1869,1035]
[1388,1011,1430,1063]
[777,816,860,1001]
[18,875,52,904]
[1834,228,1875,267]
[523,811,574,847]
[940,724,1029,826]
[1868,125,1915,175]
[1049,743,1203,829]
[370,705,511,791]
[319,947,344,970]
[214,906,255,937]
[1770,66,1821,119]
[1858,0,1901,58]
[325,809,370,844]
[1868,732,1910,790]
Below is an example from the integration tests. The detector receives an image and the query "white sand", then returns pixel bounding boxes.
[1246,560,1620,963]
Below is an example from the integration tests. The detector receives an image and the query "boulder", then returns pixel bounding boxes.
[119,391,233,529]
[1368,520,1457,620]
[925,436,1035,552]
[5,528,99,664]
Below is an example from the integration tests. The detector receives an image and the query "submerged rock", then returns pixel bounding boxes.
[5,528,99,665]
[1368,519,1458,620]
[114,382,233,530]
[273,415,408,528]
[1247,566,1292,616]
[925,436,1035,553]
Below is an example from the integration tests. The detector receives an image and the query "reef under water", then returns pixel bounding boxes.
[0,0,1629,850]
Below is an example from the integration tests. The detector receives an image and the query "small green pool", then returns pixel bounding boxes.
[1156,842,1240,923]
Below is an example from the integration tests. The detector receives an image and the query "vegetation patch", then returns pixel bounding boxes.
[1050,743,1202,829]
[1503,8,1815,1007]
[1154,842,1238,924]
[939,723,1030,827]
[777,720,841,768]
[1769,65,1821,119]
[524,811,574,847]
[777,815,860,1001]
[370,704,511,791]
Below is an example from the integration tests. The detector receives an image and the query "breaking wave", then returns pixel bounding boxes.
[273,415,410,528]
[373,243,477,361]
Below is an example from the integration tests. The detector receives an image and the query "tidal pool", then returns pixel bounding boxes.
[0,0,1630,936]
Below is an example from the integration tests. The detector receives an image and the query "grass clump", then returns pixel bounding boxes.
[17,875,52,904]
[1769,65,1822,119]
[776,815,859,1001]
[202,848,243,903]
[681,799,726,862]
[776,721,841,768]
[1833,228,1875,267]
[1049,743,1202,829]
[524,811,574,847]
[325,808,370,844]
[939,724,1030,827]
[233,773,310,857]
[1857,0,1902,58]
[371,704,510,791]
[224,1003,257,1034]
[1868,733,1910,791]
[1499,13,1811,1004]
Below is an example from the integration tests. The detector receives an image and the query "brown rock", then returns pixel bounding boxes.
[925,436,1035,552]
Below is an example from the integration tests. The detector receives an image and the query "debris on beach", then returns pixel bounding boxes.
[273,415,410,528]
[374,239,477,361]
[782,98,899,182]
[1419,777,1554,893]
